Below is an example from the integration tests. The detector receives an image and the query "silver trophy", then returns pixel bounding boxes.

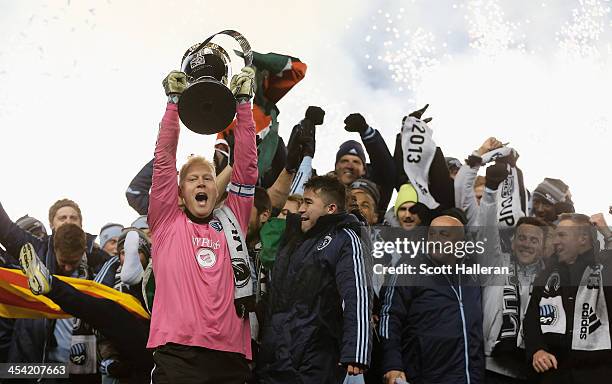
[178,30,253,135]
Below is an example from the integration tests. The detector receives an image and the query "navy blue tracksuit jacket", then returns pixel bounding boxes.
[380,256,485,384]
[256,212,372,384]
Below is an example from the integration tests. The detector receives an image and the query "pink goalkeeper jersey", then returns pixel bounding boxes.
[146,102,257,359]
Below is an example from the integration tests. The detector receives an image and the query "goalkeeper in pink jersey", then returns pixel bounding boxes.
[146,67,258,383]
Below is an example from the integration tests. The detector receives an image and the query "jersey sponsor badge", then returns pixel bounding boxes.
[196,247,217,268]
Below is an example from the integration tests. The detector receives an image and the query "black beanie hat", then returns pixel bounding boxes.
[336,140,366,166]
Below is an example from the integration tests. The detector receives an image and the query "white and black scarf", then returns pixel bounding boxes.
[480,147,528,228]
[537,264,611,351]
[498,261,541,351]
[215,205,255,304]
[400,116,439,208]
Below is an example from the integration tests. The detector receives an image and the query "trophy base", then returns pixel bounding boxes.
[178,79,236,135]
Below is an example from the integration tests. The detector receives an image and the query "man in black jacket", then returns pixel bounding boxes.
[524,213,612,383]
[256,175,372,384]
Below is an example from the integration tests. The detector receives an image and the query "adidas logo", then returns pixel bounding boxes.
[580,303,601,340]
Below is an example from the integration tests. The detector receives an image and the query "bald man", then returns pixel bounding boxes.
[380,212,485,384]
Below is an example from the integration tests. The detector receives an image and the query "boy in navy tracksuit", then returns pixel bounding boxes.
[256,175,372,384]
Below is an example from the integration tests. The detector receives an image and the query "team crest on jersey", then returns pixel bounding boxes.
[539,304,559,327]
[317,235,333,251]
[210,220,223,232]
[70,343,87,365]
[544,272,561,295]
[196,248,217,268]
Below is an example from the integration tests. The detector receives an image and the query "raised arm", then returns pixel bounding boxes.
[455,164,479,226]
[148,71,186,231]
[269,107,321,208]
[126,158,154,215]
[344,113,396,218]
[0,202,40,260]
[225,68,258,233]
[476,163,509,278]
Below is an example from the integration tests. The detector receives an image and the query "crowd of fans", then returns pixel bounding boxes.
[1,49,611,384]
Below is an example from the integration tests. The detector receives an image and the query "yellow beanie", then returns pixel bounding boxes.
[394,184,418,216]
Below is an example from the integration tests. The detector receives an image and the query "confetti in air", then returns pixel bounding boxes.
[363,8,440,93]
[466,0,525,56]
[557,0,611,60]
[360,0,612,92]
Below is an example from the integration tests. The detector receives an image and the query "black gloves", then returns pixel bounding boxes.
[403,104,433,124]
[485,162,509,190]
[285,123,303,173]
[302,106,322,158]
[235,296,256,319]
[285,107,323,172]
[305,106,325,126]
[301,119,316,158]
[496,150,519,167]
[344,113,369,134]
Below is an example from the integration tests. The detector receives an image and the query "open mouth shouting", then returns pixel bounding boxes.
[187,190,213,218]
[195,192,209,204]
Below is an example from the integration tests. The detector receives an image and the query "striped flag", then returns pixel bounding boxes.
[0,267,149,320]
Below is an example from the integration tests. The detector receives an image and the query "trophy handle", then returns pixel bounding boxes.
[181,30,253,73]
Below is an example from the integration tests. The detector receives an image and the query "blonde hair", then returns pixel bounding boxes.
[178,155,216,185]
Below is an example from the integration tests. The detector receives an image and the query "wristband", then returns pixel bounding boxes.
[167,94,180,104]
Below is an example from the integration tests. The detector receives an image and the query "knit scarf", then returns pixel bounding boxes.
[214,205,255,308]
[68,263,96,374]
[498,261,541,352]
[538,264,611,351]
[480,147,527,228]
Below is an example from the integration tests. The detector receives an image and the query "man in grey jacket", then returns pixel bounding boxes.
[478,162,549,383]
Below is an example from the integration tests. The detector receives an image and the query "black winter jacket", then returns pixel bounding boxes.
[257,212,372,384]
[524,249,612,369]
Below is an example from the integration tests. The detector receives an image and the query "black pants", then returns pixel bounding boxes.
[486,370,531,384]
[151,343,251,384]
[46,278,152,383]
[538,365,612,384]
